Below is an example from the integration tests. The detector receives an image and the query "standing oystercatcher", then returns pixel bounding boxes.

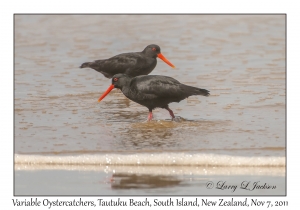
[80,44,175,78]
[98,74,210,121]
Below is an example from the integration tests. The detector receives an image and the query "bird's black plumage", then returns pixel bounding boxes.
[80,44,175,78]
[98,74,210,120]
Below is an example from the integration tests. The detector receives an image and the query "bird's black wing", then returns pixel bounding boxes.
[131,75,186,101]
[94,52,145,76]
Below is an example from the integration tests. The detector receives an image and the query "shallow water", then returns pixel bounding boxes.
[15,166,285,196]
[14,15,285,195]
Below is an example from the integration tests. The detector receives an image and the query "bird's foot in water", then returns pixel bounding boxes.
[172,116,182,122]
[147,112,153,121]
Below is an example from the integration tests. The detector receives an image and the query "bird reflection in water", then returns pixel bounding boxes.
[119,124,176,149]
[110,173,182,189]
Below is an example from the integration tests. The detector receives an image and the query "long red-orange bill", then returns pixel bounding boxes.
[157,53,175,68]
[98,84,114,102]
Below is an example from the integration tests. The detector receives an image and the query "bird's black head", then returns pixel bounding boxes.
[143,44,161,58]
[142,44,175,68]
[111,73,131,89]
[98,74,131,102]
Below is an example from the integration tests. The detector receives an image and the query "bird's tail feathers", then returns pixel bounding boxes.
[182,85,210,97]
[80,62,93,68]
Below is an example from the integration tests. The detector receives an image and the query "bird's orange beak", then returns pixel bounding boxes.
[98,84,115,102]
[157,53,175,68]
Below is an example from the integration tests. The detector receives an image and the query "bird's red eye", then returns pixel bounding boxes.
[113,78,118,82]
[152,48,156,51]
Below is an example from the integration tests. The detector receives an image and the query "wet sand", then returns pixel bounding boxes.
[14,15,285,195]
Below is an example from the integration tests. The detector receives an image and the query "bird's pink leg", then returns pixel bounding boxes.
[166,107,175,119]
[147,112,153,121]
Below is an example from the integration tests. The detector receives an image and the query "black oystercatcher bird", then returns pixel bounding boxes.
[80,44,175,78]
[98,74,210,121]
